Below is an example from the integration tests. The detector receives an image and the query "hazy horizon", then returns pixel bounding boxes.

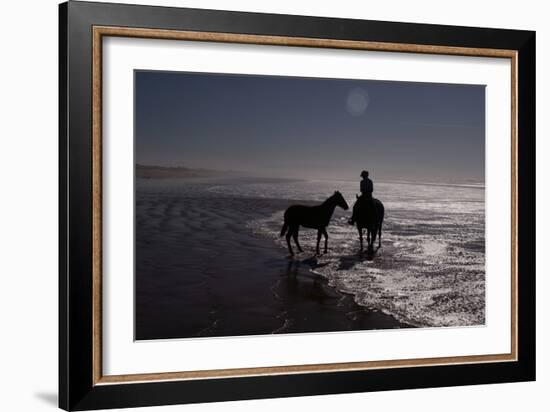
[135,163,485,185]
[135,70,485,184]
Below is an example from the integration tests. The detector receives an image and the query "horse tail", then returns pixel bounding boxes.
[280,221,289,237]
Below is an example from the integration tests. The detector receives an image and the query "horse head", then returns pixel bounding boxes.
[333,191,349,210]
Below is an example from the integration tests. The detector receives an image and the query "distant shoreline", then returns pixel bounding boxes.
[136,164,235,179]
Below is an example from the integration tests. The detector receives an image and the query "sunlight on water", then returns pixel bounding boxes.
[234,179,486,328]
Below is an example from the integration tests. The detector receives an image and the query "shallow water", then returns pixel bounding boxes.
[135,176,484,338]
[237,179,485,327]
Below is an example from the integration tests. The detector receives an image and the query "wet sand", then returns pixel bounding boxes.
[135,190,409,340]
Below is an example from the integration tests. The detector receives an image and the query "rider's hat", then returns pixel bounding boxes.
[360,170,369,178]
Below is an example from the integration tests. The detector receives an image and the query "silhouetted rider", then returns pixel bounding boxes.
[360,170,373,199]
[349,170,373,225]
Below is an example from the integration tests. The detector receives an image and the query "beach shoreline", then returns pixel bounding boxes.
[135,183,410,340]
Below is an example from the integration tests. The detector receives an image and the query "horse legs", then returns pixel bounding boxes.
[285,226,294,256]
[358,227,363,252]
[378,224,382,249]
[292,226,303,253]
[370,227,377,249]
[316,230,322,255]
[367,229,376,252]
[367,228,371,249]
[322,228,328,254]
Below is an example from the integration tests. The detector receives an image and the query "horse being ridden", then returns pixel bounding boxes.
[349,170,373,226]
[280,191,349,256]
[353,197,384,252]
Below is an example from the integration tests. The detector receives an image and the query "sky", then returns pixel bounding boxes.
[135,70,485,183]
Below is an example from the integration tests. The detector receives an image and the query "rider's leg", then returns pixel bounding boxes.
[348,196,361,225]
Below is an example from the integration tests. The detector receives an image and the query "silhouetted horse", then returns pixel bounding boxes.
[280,191,349,256]
[353,196,384,252]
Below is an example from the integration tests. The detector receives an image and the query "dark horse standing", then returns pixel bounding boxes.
[280,191,349,256]
[353,196,385,253]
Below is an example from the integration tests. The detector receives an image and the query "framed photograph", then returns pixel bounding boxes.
[59,1,535,410]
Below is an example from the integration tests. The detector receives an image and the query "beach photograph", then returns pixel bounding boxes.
[134,70,486,340]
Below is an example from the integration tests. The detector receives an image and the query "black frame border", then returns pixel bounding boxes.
[59,1,535,410]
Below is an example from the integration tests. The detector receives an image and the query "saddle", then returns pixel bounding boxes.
[356,194,374,212]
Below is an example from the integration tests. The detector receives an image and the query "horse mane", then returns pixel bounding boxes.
[321,191,339,206]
